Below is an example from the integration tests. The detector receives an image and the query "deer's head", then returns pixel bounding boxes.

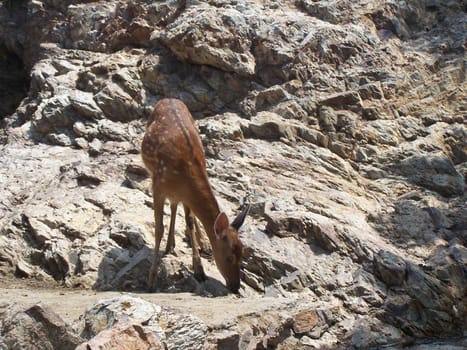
[212,205,250,293]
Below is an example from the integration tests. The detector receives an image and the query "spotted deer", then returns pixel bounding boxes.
[141,98,249,293]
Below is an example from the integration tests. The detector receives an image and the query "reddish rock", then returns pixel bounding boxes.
[76,323,164,350]
[293,309,319,335]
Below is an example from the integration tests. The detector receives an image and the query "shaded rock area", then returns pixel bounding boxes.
[0,42,29,123]
[0,0,466,348]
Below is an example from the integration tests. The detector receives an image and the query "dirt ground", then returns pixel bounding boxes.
[1,278,466,349]
[0,277,298,327]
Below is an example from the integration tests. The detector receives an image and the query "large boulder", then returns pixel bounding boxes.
[0,303,83,350]
[397,153,465,197]
[81,296,208,350]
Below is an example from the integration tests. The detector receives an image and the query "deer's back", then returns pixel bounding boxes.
[142,99,207,199]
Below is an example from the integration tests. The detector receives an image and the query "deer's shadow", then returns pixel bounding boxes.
[93,245,229,297]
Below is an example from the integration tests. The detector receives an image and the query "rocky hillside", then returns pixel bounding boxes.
[0,0,465,349]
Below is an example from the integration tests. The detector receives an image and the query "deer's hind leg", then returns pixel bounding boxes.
[148,191,165,291]
[165,202,177,255]
[184,204,206,282]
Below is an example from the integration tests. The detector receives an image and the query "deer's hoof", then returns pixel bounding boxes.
[164,248,176,256]
[194,271,207,282]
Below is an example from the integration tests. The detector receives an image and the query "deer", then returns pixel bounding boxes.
[141,98,249,293]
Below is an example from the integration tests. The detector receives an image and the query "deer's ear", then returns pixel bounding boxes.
[231,203,250,231]
[214,212,229,240]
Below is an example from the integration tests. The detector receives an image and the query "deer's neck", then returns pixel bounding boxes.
[189,175,221,243]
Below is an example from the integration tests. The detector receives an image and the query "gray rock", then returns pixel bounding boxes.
[247,112,298,142]
[358,82,385,100]
[151,308,208,350]
[81,296,162,338]
[398,116,425,141]
[319,91,362,111]
[67,2,118,51]
[348,268,385,307]
[397,153,465,197]
[209,330,240,350]
[88,138,103,155]
[159,6,255,76]
[449,240,467,266]
[300,0,347,24]
[82,295,208,350]
[0,303,83,350]
[69,90,103,120]
[97,119,130,141]
[349,319,405,349]
[265,210,342,252]
[30,60,59,92]
[381,261,464,337]
[32,94,76,135]
[199,113,246,141]
[94,83,143,123]
[15,259,36,278]
[318,105,338,132]
[360,119,401,146]
[374,250,407,287]
[296,125,329,147]
[255,85,290,111]
[427,245,465,303]
[110,246,152,290]
[73,121,99,140]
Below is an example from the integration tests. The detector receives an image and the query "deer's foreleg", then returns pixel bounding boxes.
[193,217,211,258]
[184,204,206,282]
